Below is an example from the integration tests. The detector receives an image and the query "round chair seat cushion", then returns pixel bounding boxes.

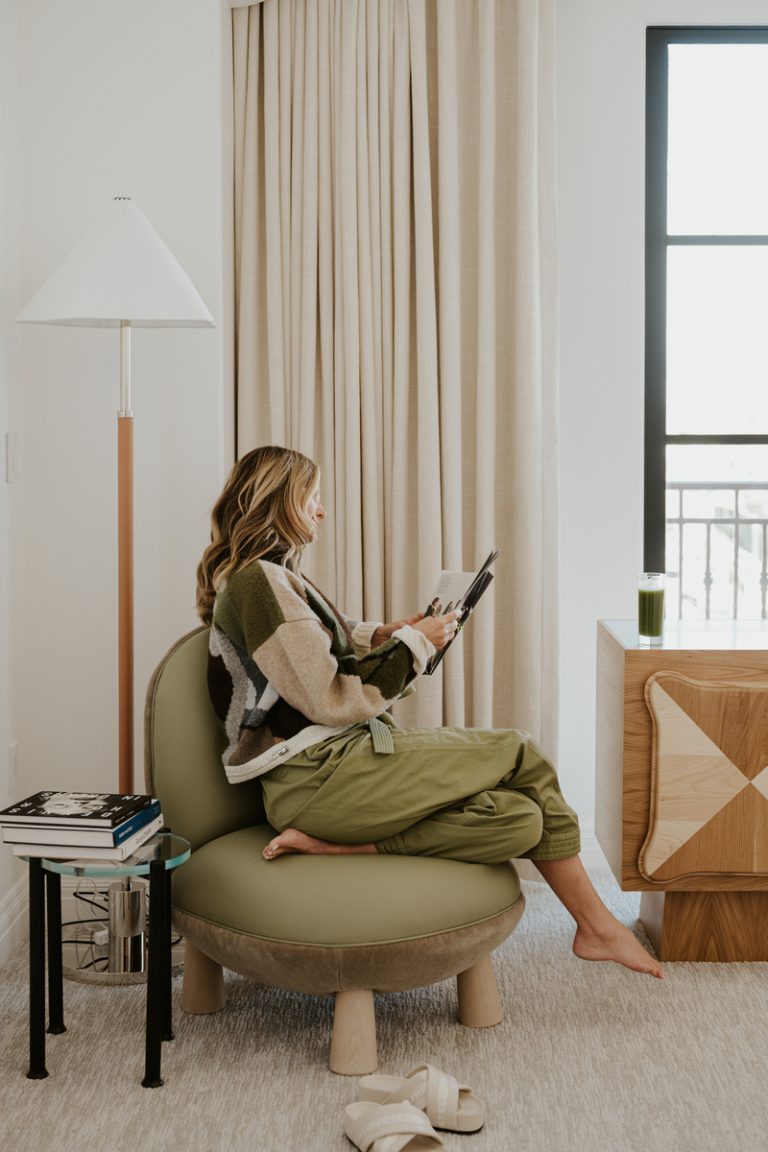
[172,825,525,995]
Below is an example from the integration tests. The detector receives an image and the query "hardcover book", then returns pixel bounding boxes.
[423,548,500,674]
[10,814,164,861]
[0,791,155,829]
[0,799,162,847]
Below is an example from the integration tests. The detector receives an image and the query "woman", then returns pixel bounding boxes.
[197,446,662,979]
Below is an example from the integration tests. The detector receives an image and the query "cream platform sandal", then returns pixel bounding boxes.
[357,1063,484,1133]
[344,1101,444,1151]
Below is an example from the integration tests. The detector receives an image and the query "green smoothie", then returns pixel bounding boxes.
[638,587,664,638]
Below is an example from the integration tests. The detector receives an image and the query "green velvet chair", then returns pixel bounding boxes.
[144,627,526,1074]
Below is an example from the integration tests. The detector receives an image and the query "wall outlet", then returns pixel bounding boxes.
[8,742,19,796]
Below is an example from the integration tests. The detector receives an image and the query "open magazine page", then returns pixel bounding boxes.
[423,548,499,674]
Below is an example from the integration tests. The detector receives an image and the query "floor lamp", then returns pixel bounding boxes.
[18,197,214,796]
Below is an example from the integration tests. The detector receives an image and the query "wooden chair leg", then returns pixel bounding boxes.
[181,939,226,1014]
[456,953,502,1028]
[329,988,378,1076]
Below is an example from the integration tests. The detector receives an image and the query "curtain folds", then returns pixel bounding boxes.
[232,0,559,749]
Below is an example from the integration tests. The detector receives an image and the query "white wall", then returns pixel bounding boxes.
[0,0,26,961]
[12,2,230,799]
[555,0,768,841]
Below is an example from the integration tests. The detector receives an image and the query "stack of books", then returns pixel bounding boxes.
[0,791,163,860]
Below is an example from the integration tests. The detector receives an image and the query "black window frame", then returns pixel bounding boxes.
[644,25,768,574]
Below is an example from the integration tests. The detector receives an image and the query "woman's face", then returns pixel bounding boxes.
[306,486,326,536]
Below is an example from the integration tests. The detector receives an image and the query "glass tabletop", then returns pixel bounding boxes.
[31,833,191,878]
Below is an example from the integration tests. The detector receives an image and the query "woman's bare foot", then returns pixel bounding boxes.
[573,918,664,978]
[262,828,377,861]
[534,856,664,979]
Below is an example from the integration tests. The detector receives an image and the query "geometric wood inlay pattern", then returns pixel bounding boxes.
[753,765,768,800]
[640,673,768,882]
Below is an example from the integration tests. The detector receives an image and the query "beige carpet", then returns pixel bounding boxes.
[1,870,767,1152]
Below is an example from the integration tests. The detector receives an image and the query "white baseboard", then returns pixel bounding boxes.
[0,873,28,968]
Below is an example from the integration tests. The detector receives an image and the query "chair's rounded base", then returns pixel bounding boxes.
[174,888,523,995]
[175,889,524,1074]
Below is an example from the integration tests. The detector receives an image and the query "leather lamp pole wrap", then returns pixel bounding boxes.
[118,321,134,792]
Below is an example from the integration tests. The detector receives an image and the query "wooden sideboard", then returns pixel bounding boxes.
[596,619,768,961]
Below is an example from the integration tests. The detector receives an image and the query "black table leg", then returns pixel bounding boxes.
[27,859,48,1079]
[45,871,65,1035]
[142,858,164,1087]
[161,864,174,1042]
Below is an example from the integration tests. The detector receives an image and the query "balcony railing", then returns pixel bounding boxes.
[666,482,768,620]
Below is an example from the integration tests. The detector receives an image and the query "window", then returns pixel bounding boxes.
[645,27,768,620]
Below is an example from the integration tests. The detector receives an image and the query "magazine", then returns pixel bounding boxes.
[423,548,500,674]
[0,791,155,829]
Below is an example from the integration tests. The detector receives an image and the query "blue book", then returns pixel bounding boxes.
[112,801,163,845]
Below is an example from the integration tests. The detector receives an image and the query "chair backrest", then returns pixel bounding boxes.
[144,627,267,850]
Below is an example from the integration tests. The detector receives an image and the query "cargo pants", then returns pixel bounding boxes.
[260,716,581,866]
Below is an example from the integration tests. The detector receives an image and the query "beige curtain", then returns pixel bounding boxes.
[232,0,559,750]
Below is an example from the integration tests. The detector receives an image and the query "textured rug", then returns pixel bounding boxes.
[1,870,767,1152]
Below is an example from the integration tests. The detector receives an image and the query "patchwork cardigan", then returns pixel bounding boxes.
[208,559,432,782]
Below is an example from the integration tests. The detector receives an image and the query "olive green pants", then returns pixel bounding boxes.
[260,718,580,866]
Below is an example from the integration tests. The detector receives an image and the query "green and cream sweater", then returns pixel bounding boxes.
[208,559,433,782]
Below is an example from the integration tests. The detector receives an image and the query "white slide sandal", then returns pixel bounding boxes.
[357,1063,484,1133]
[344,1101,444,1152]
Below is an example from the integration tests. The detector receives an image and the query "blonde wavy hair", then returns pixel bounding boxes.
[196,446,320,625]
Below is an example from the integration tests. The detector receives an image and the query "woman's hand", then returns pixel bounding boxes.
[411,611,460,652]
[372,611,460,652]
[371,614,425,648]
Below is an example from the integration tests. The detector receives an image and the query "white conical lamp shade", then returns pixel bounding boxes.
[17,197,215,328]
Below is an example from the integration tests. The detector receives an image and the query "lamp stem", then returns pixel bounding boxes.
[118,321,134,793]
[120,319,133,416]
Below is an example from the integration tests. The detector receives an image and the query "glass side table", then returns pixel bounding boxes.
[24,832,190,1087]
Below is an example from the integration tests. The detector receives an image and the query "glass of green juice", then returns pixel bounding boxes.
[638,572,665,645]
